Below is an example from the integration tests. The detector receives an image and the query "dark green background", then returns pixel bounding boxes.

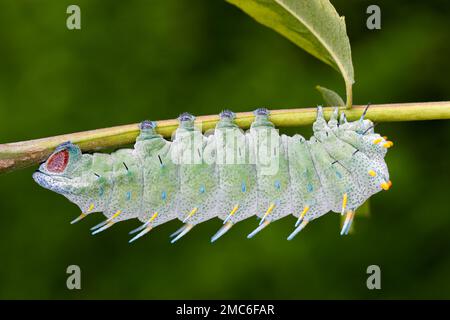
[0,0,449,299]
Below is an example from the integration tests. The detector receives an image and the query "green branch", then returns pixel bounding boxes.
[1,101,449,174]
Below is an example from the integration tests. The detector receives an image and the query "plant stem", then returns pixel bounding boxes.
[1,101,449,174]
[345,82,353,109]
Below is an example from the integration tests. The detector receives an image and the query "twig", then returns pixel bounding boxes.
[1,101,449,174]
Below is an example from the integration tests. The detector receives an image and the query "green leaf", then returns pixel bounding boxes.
[226,0,354,108]
[316,85,345,106]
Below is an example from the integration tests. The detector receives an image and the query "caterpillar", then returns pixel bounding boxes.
[32,106,392,243]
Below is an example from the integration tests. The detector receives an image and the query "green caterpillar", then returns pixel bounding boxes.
[32,107,392,243]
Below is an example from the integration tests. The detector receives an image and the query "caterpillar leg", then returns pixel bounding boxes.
[129,225,153,243]
[170,225,188,238]
[287,219,309,241]
[211,222,234,243]
[71,214,87,224]
[170,223,194,243]
[182,207,198,223]
[91,210,122,235]
[129,223,147,235]
[294,206,309,227]
[340,210,355,236]
[70,203,95,224]
[259,203,275,225]
[128,212,159,243]
[247,220,270,239]
[341,193,348,216]
[223,204,239,225]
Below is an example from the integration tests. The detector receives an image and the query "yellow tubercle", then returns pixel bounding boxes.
[261,203,275,221]
[110,210,122,220]
[87,203,95,213]
[300,206,309,219]
[229,204,239,217]
[383,141,394,148]
[373,138,383,144]
[380,182,390,191]
[341,193,348,212]
[148,212,158,223]
[183,207,198,223]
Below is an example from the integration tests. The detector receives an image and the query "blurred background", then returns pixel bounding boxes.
[0,0,449,299]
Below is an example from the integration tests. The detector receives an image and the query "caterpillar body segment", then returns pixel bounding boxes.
[134,121,179,230]
[212,111,258,241]
[171,114,219,229]
[250,109,293,227]
[33,106,391,242]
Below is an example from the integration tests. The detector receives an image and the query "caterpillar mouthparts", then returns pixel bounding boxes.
[33,106,392,243]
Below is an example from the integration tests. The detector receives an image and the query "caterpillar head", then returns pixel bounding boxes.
[33,141,83,195]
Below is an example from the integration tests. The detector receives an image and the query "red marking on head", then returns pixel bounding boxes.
[46,149,69,173]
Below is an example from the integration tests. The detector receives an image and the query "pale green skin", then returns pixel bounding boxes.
[32,107,390,236]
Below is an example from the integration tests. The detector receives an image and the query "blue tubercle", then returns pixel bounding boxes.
[140,120,157,130]
[274,180,281,190]
[254,108,269,116]
[219,110,236,120]
[241,181,246,193]
[179,112,195,122]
